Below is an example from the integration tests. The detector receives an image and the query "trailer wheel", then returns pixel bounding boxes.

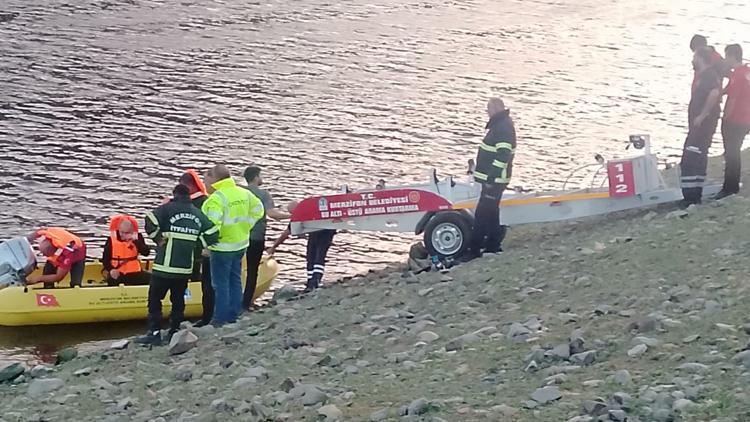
[424,212,472,259]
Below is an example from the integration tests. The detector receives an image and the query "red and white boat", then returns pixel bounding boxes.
[290,135,720,258]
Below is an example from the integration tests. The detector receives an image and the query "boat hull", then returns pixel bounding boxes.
[0,258,279,327]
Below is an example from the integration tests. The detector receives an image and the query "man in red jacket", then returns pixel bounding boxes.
[717,44,750,199]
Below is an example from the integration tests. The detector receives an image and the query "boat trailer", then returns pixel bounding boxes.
[293,135,719,258]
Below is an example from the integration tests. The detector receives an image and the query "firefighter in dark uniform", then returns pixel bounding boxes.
[680,47,722,207]
[136,184,219,346]
[462,97,517,262]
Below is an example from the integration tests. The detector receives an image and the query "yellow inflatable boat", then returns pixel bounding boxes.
[0,258,279,327]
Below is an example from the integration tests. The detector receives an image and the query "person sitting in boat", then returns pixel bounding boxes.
[25,227,87,288]
[101,215,151,286]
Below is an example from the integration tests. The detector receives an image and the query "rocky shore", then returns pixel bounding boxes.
[2,157,750,422]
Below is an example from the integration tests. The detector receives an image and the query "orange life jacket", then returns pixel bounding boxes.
[184,169,207,200]
[108,215,142,275]
[38,227,83,267]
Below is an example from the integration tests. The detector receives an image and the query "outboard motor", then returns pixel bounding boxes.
[0,237,37,289]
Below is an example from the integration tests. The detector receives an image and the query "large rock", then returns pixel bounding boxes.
[0,362,25,382]
[569,330,586,354]
[612,370,632,386]
[211,398,233,412]
[627,344,648,358]
[445,333,480,351]
[570,351,597,366]
[290,384,328,406]
[734,350,750,368]
[673,398,696,412]
[245,366,269,380]
[29,365,53,379]
[168,330,198,355]
[407,398,430,415]
[678,362,709,373]
[272,285,298,303]
[531,386,562,405]
[548,344,571,360]
[318,404,343,421]
[582,399,608,416]
[369,408,389,421]
[55,347,78,364]
[609,409,627,421]
[508,323,531,341]
[628,317,659,333]
[409,243,429,260]
[110,340,130,350]
[28,378,65,398]
[417,331,440,343]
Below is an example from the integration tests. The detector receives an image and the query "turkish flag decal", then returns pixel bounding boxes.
[36,294,60,307]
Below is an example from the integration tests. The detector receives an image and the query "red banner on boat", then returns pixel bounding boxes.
[291,189,452,222]
[607,160,636,198]
[36,293,60,307]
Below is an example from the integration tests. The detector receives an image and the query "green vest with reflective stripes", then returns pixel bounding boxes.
[202,178,265,252]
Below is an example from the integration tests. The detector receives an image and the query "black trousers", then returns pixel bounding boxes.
[721,120,750,194]
[469,183,506,255]
[147,274,188,333]
[680,118,718,204]
[197,257,213,324]
[306,230,336,289]
[243,239,265,309]
[43,259,85,289]
[106,271,151,286]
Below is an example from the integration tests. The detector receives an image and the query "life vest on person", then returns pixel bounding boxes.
[108,215,142,275]
[184,169,208,200]
[38,227,83,267]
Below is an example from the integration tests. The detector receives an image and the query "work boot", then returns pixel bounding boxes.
[193,320,210,328]
[164,329,179,345]
[714,190,737,200]
[135,330,163,346]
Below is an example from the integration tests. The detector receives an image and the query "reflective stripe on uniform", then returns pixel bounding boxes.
[685,146,703,154]
[214,190,230,225]
[492,160,508,169]
[145,211,160,238]
[163,232,198,242]
[212,239,250,252]
[474,171,488,181]
[152,263,194,275]
[204,225,220,235]
[680,176,705,188]
[163,238,174,269]
[205,211,223,222]
[225,216,259,225]
[479,142,497,152]
[496,142,514,151]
